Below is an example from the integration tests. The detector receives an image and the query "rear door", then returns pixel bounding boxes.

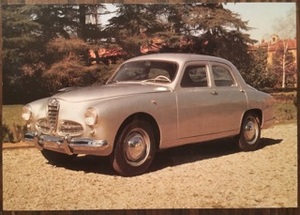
[208,62,248,133]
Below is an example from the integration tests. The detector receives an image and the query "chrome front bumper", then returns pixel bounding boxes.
[25,132,109,156]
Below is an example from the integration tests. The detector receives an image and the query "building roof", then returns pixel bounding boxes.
[249,37,297,52]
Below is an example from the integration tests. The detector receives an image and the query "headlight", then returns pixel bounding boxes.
[84,108,98,126]
[21,105,32,121]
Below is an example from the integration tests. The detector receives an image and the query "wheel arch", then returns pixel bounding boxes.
[242,109,262,127]
[114,112,161,150]
[237,109,262,151]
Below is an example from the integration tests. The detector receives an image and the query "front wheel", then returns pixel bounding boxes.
[112,120,156,176]
[237,113,261,151]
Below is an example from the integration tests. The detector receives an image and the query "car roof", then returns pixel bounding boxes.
[125,53,231,65]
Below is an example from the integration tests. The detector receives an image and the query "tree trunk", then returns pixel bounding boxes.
[282,54,286,88]
[78,5,87,40]
[281,41,289,88]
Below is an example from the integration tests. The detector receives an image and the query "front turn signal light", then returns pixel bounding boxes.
[21,105,32,121]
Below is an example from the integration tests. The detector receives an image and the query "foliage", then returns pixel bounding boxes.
[104,3,256,68]
[105,4,166,56]
[269,41,296,88]
[184,4,255,74]
[2,5,108,103]
[32,5,105,41]
[1,123,26,143]
[46,37,89,63]
[42,37,115,93]
[43,56,114,93]
[2,105,27,143]
[270,7,297,89]
[2,5,44,104]
[243,47,277,89]
[272,7,296,41]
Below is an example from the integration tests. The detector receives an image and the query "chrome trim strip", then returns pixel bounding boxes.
[70,138,108,148]
[24,132,36,141]
[25,132,43,151]
[24,132,109,155]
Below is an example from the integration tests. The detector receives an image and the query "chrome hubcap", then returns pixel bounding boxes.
[124,129,150,166]
[243,118,258,144]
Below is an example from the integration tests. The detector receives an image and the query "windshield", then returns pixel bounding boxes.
[109,60,178,83]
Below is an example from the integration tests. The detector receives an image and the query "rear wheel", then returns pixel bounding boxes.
[237,113,261,151]
[41,149,76,165]
[112,120,156,176]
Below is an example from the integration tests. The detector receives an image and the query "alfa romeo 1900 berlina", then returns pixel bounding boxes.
[22,53,274,176]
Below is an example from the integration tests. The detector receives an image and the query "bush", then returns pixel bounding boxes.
[272,92,297,123]
[1,122,27,143]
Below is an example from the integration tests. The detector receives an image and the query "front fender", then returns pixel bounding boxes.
[92,92,178,152]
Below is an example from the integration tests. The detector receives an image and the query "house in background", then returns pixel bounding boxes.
[262,35,297,66]
[249,35,297,88]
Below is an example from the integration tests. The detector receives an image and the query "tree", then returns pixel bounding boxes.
[32,5,105,41]
[272,7,296,40]
[104,4,166,56]
[270,7,297,88]
[2,5,41,74]
[270,39,296,88]
[2,5,46,104]
[2,4,110,103]
[246,47,276,89]
[105,4,256,71]
[42,38,110,94]
[179,3,255,71]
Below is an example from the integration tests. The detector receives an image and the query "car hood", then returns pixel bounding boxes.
[52,83,171,102]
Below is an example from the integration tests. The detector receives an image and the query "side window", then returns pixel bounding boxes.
[181,65,208,88]
[212,65,236,87]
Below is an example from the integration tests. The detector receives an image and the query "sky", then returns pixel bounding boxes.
[101,3,296,43]
[224,2,296,42]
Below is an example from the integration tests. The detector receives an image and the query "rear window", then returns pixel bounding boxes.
[212,65,235,87]
[181,65,208,87]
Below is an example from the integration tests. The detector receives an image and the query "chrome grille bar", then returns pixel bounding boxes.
[48,98,60,133]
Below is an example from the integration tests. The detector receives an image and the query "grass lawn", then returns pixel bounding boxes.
[273,102,297,123]
[2,105,25,127]
[2,105,26,143]
[271,92,297,123]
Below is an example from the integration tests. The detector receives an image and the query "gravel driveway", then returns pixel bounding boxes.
[3,123,297,210]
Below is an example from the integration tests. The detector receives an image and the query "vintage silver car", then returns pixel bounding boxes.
[22,53,274,176]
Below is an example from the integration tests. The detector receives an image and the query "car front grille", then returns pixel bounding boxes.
[36,119,84,136]
[48,98,60,133]
[35,98,84,136]
[36,118,51,134]
[59,121,84,136]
